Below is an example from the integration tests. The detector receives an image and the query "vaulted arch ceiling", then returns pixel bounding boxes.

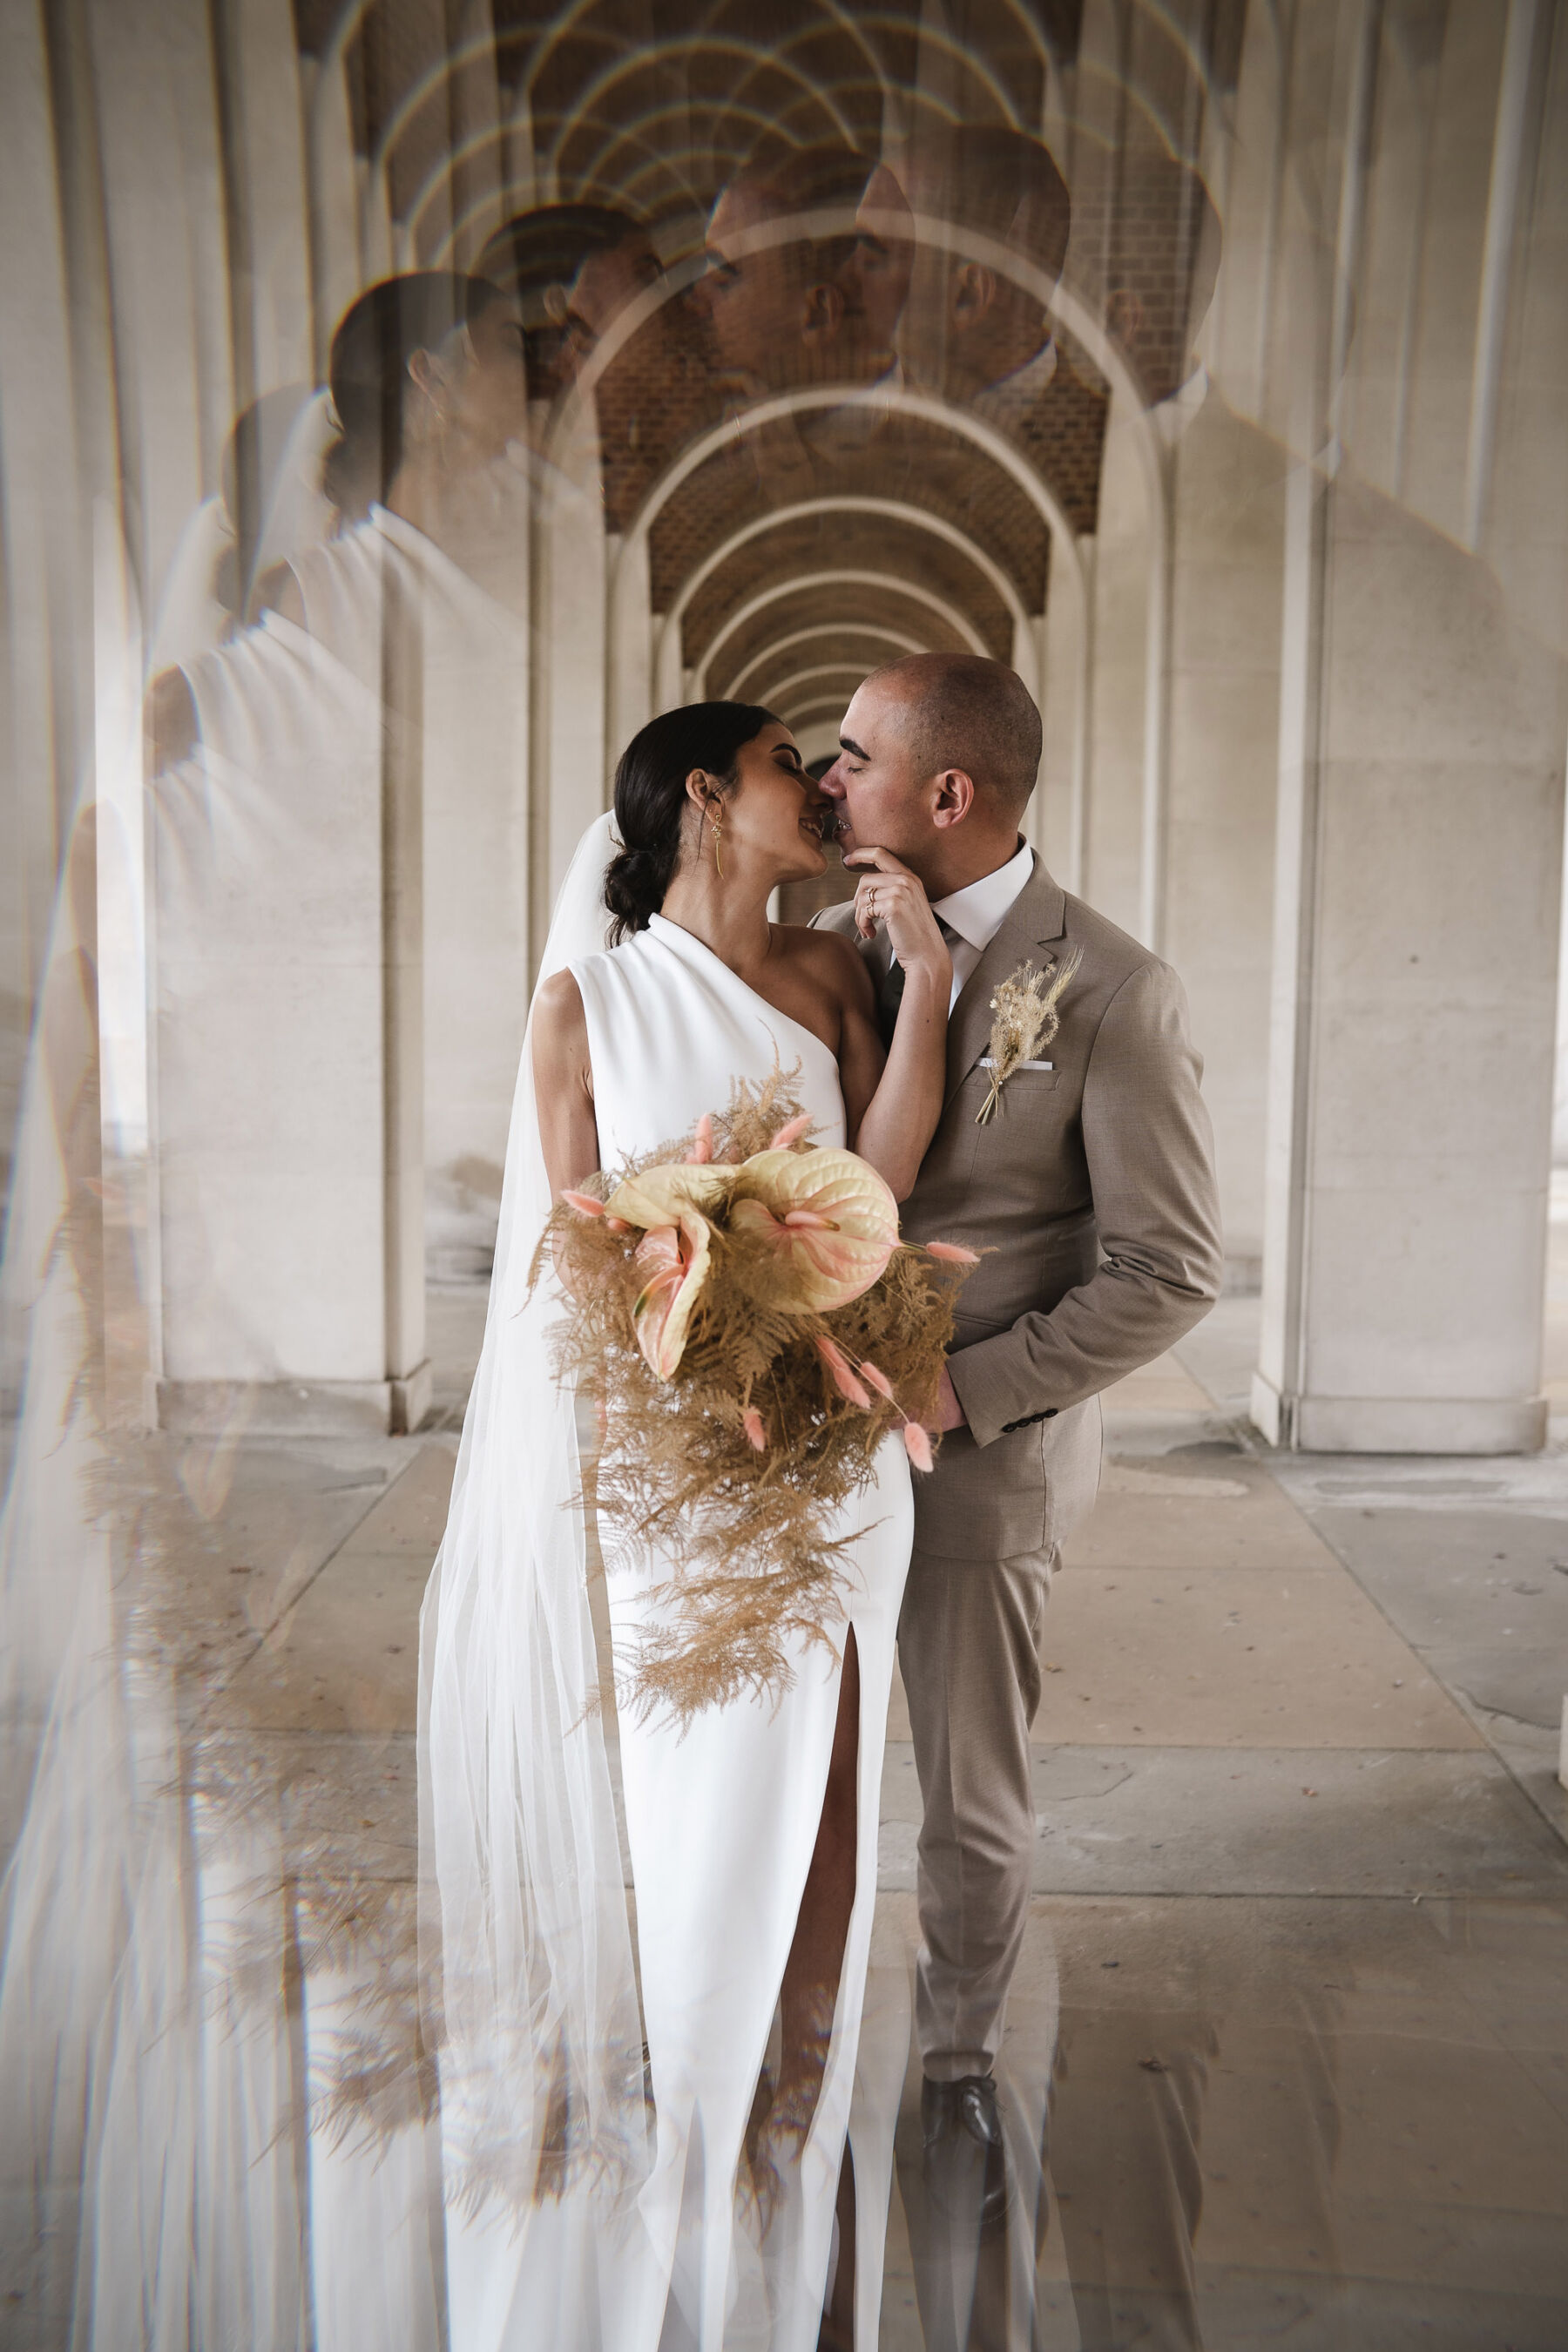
[678,505,1021,672]
[646,413,1058,612]
[723,623,926,698]
[293,0,1085,234]
[700,574,981,697]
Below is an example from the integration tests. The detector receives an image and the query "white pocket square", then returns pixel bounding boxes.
[979,1057,1053,1071]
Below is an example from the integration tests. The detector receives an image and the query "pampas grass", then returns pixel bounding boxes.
[976,949,1082,1123]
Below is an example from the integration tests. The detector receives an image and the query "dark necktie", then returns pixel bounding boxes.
[878,918,956,1044]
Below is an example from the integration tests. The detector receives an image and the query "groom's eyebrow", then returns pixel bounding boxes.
[839,733,868,760]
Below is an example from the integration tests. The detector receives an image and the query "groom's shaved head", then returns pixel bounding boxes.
[868,653,1041,815]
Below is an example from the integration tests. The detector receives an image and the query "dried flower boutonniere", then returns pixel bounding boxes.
[976,949,1083,1125]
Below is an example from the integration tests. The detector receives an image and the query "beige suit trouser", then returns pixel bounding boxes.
[897,1540,1056,2082]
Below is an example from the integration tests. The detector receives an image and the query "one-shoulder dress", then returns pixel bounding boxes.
[570,914,913,2351]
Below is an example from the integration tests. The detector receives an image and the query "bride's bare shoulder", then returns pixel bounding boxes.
[774,921,875,1014]
[531,968,588,1059]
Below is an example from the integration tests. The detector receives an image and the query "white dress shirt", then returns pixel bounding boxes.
[930,837,1036,1010]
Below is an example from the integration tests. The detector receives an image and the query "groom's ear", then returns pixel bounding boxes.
[950,260,997,333]
[929,767,977,829]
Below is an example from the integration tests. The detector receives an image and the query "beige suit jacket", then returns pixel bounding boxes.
[817,855,1222,1558]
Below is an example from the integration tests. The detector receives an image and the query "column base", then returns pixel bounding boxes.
[1250,1372,1546,1456]
[157,1361,433,1439]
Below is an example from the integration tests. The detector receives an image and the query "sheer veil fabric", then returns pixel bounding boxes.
[418,813,659,2346]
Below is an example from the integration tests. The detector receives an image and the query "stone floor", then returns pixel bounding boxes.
[140,1269,1568,2349]
[5,1253,1558,2349]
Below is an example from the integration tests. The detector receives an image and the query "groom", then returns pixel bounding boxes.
[815,654,1222,2212]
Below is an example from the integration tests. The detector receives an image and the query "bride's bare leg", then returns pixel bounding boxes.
[774,1625,862,2129]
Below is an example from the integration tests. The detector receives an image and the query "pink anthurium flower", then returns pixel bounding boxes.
[631,1207,713,1380]
[688,1112,714,1166]
[731,1147,898,1311]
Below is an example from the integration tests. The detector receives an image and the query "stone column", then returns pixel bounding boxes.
[1252,455,1565,1453]
[1249,0,1568,1455]
[529,395,607,969]
[213,0,313,402]
[1082,389,1153,942]
[1161,389,1288,1282]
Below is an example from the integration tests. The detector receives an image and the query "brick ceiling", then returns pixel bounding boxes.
[286,2,1182,695]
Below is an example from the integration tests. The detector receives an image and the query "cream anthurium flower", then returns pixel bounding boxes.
[605,1161,734,1230]
[631,1208,713,1380]
[730,1147,899,1311]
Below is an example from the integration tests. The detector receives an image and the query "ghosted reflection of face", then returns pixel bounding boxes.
[697,186,808,390]
[563,236,666,377]
[838,167,914,375]
[452,301,531,455]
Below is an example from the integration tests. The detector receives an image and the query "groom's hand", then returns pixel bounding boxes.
[843,847,949,981]
[936,1365,967,1430]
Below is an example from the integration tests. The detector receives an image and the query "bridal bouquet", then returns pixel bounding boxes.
[535,1071,975,1720]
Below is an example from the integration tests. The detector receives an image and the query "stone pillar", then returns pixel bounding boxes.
[1161,389,1288,1281]
[1082,389,1152,942]
[607,530,654,751]
[380,579,430,1432]
[154,598,432,1437]
[213,0,314,402]
[1252,455,1565,1453]
[530,396,607,967]
[302,48,362,380]
[1033,551,1091,894]
[1248,0,1568,1455]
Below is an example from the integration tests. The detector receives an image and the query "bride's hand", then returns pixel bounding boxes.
[844,848,950,984]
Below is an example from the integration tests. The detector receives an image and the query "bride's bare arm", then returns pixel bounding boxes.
[824,851,950,1200]
[531,970,601,1195]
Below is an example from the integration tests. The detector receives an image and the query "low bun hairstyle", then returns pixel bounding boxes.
[605,702,779,943]
[321,272,507,522]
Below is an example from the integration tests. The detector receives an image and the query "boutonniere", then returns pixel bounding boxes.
[976,950,1083,1124]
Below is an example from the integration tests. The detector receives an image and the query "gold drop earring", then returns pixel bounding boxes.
[709,801,724,877]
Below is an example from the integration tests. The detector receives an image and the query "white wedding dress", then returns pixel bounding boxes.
[421,829,912,2352]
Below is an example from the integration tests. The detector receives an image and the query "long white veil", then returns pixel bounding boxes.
[418,814,654,2301]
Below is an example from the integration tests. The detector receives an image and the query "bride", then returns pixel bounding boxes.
[421,700,951,2352]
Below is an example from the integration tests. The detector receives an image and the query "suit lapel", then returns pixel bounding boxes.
[943,857,1068,1112]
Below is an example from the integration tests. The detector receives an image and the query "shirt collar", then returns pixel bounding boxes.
[972,338,1058,422]
[931,838,1035,954]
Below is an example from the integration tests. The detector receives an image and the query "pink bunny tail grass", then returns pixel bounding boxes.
[902,1422,934,1472]
[769,1113,814,1150]
[688,1112,714,1165]
[742,1405,767,1452]
[860,1361,896,1402]
[605,1214,631,1233]
[563,1190,605,1218]
[926,1240,980,1265]
[816,1335,872,1410]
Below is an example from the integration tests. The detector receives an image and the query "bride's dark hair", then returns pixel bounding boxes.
[605,701,780,943]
